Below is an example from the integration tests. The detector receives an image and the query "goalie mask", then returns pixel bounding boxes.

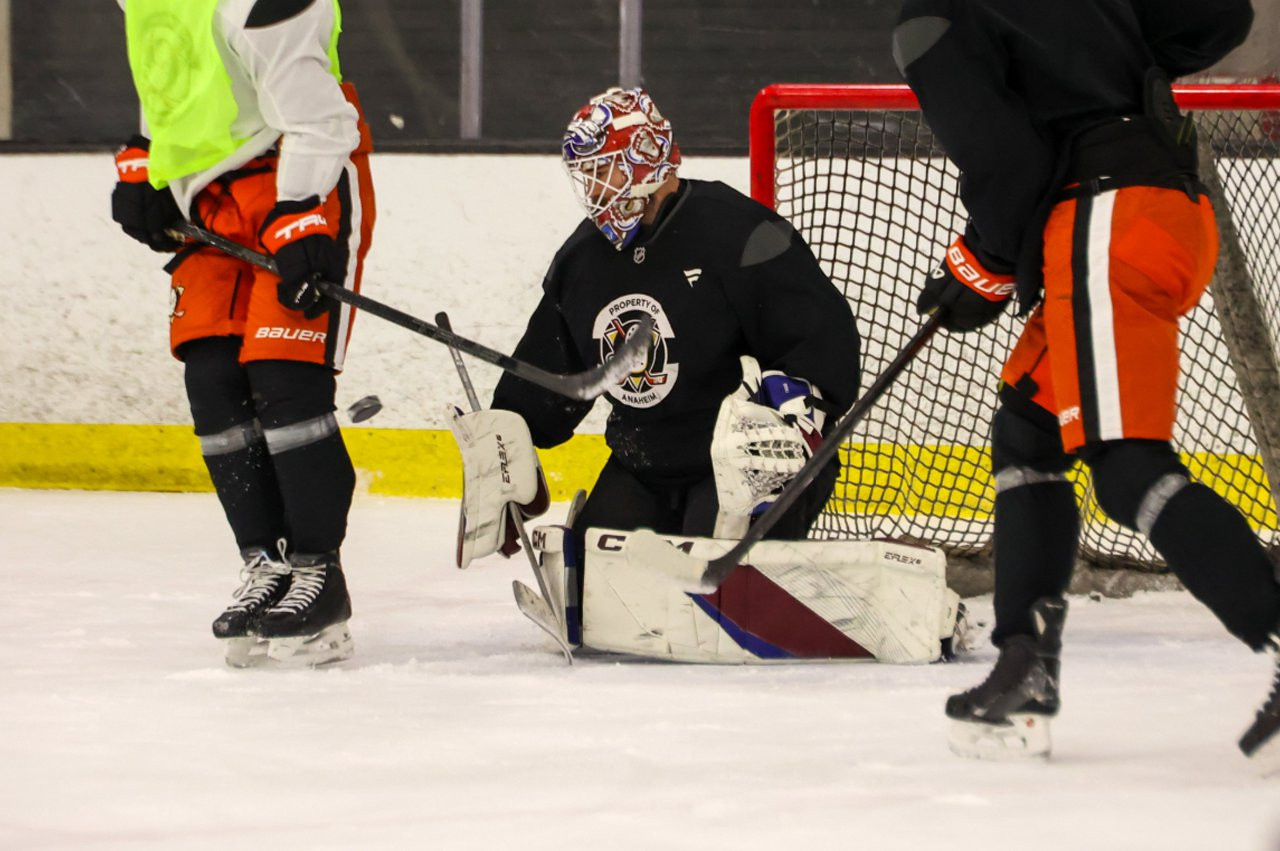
[562,87,681,251]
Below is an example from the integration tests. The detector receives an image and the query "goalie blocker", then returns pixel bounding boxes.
[449,407,550,568]
[531,524,962,664]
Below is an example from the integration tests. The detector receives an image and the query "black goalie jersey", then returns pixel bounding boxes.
[492,178,861,483]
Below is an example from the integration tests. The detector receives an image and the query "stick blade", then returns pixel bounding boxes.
[623,529,718,593]
[512,580,574,665]
[560,314,656,400]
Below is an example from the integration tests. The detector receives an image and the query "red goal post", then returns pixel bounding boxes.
[748,82,1280,571]
[749,82,1280,207]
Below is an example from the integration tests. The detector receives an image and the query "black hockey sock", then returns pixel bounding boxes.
[267,428,355,555]
[247,359,354,556]
[182,337,288,552]
[991,480,1079,645]
[202,438,287,552]
[1148,483,1280,649]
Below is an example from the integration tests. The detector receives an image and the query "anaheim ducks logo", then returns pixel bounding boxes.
[594,294,677,409]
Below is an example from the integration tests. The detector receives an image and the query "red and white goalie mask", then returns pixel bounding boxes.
[562,87,681,250]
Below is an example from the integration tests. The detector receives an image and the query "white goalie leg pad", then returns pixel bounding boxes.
[448,406,547,568]
[582,528,955,664]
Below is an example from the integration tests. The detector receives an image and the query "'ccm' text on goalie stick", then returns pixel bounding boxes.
[436,311,573,663]
[627,313,944,592]
[169,222,653,402]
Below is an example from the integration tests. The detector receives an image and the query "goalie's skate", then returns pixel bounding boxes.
[946,597,1065,761]
[258,552,354,667]
[212,544,291,668]
[1239,646,1280,777]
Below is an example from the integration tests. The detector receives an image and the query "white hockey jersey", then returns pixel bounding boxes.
[123,0,360,215]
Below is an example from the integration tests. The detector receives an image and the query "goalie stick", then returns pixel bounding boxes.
[437,311,573,665]
[626,313,943,592]
[169,222,653,402]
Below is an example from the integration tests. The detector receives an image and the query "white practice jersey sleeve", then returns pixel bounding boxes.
[155,0,361,213]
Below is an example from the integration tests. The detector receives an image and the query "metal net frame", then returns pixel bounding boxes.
[750,83,1280,570]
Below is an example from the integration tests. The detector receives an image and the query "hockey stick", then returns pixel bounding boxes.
[626,313,943,592]
[437,311,573,664]
[169,222,652,401]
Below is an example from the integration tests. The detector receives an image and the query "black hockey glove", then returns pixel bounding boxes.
[259,196,343,320]
[111,135,184,252]
[917,236,1015,333]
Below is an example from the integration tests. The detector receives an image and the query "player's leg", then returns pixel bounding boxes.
[571,456,671,571]
[573,456,677,535]
[237,157,374,666]
[1054,185,1280,764]
[988,383,1078,644]
[169,204,293,666]
[180,335,293,666]
[1084,440,1280,648]
[946,323,1076,758]
[245,359,355,664]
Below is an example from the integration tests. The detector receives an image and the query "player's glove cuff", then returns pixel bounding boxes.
[114,135,152,184]
[942,237,1015,302]
[917,236,1015,332]
[111,134,184,253]
[260,196,333,255]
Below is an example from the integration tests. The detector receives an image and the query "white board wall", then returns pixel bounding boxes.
[0,153,749,431]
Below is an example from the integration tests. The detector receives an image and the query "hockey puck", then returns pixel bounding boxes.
[347,395,383,423]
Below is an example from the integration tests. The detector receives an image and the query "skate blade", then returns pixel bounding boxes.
[223,636,269,669]
[949,714,1052,761]
[266,622,354,668]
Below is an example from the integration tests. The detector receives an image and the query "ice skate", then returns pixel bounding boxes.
[946,596,1065,760]
[1239,645,1280,777]
[257,551,353,667]
[212,544,292,668]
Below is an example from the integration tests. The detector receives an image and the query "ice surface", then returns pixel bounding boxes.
[2,489,1278,850]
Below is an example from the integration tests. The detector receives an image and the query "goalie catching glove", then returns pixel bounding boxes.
[916,235,1015,332]
[449,406,550,568]
[711,356,825,528]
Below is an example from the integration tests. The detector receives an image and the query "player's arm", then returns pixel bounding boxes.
[709,217,861,530]
[224,0,361,317]
[111,134,184,252]
[723,215,861,417]
[893,0,1054,268]
[224,0,359,203]
[1130,0,1254,77]
[491,289,596,449]
[453,283,589,567]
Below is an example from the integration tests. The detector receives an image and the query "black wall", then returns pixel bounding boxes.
[10,0,901,152]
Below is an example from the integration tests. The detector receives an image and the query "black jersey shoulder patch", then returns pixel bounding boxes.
[740,219,794,268]
[246,0,317,28]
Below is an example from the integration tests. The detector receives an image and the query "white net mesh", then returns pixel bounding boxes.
[761,86,1280,570]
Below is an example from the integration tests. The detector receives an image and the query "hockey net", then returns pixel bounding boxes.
[751,83,1280,571]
